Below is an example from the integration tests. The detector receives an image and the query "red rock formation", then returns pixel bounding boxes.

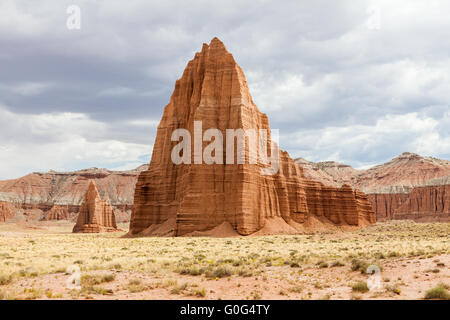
[295,158,358,187]
[296,153,449,193]
[367,193,409,221]
[301,182,376,226]
[0,201,18,222]
[73,181,119,233]
[112,205,134,223]
[0,165,147,222]
[392,185,450,221]
[355,153,449,193]
[296,153,450,222]
[42,205,73,221]
[129,38,375,236]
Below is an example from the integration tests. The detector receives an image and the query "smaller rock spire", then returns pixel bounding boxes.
[72,180,119,233]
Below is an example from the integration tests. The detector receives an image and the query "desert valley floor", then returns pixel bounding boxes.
[0,221,448,300]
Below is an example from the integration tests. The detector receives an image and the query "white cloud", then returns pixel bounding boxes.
[283,112,449,168]
[0,106,151,179]
[247,71,338,118]
[127,119,159,127]
[248,58,450,127]
[0,0,50,37]
[412,111,450,156]
[109,162,147,171]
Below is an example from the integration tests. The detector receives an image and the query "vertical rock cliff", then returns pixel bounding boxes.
[296,153,450,222]
[392,184,450,221]
[129,38,375,236]
[367,193,410,221]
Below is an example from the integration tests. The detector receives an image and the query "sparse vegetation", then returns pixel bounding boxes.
[0,274,14,286]
[23,287,43,300]
[0,221,448,299]
[126,279,147,293]
[170,283,188,295]
[424,284,450,300]
[194,288,206,297]
[81,273,115,286]
[352,281,369,293]
[205,265,232,279]
[351,259,370,273]
[385,284,401,295]
[331,261,345,267]
[288,285,303,293]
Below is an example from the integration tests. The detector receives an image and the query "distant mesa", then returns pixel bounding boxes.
[72,180,120,233]
[0,165,148,223]
[128,37,375,237]
[295,152,450,222]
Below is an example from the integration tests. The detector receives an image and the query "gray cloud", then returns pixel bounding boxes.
[0,0,449,178]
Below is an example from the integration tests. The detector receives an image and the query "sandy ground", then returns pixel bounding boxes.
[0,221,449,300]
[1,254,448,300]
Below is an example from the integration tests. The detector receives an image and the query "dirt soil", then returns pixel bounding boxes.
[0,221,448,300]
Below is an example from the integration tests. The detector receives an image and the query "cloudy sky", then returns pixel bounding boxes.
[0,0,449,179]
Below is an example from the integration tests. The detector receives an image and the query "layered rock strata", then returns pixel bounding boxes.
[0,165,147,222]
[129,38,375,237]
[295,153,450,221]
[42,205,72,221]
[392,185,450,221]
[72,181,119,233]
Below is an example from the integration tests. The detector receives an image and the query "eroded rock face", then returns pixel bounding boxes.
[73,181,119,233]
[0,165,146,222]
[355,152,450,194]
[367,193,409,221]
[295,158,358,188]
[129,38,375,236]
[296,153,450,193]
[296,153,450,222]
[0,201,18,222]
[42,205,73,221]
[392,185,450,221]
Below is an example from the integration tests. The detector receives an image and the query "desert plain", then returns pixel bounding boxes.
[0,220,448,300]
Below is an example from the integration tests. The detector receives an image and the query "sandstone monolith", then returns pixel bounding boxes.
[73,181,118,233]
[129,38,375,236]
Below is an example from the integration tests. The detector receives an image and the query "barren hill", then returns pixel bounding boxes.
[295,153,450,221]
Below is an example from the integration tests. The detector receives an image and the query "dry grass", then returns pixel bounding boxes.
[352,281,369,293]
[0,220,448,299]
[0,221,449,279]
[424,284,450,300]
